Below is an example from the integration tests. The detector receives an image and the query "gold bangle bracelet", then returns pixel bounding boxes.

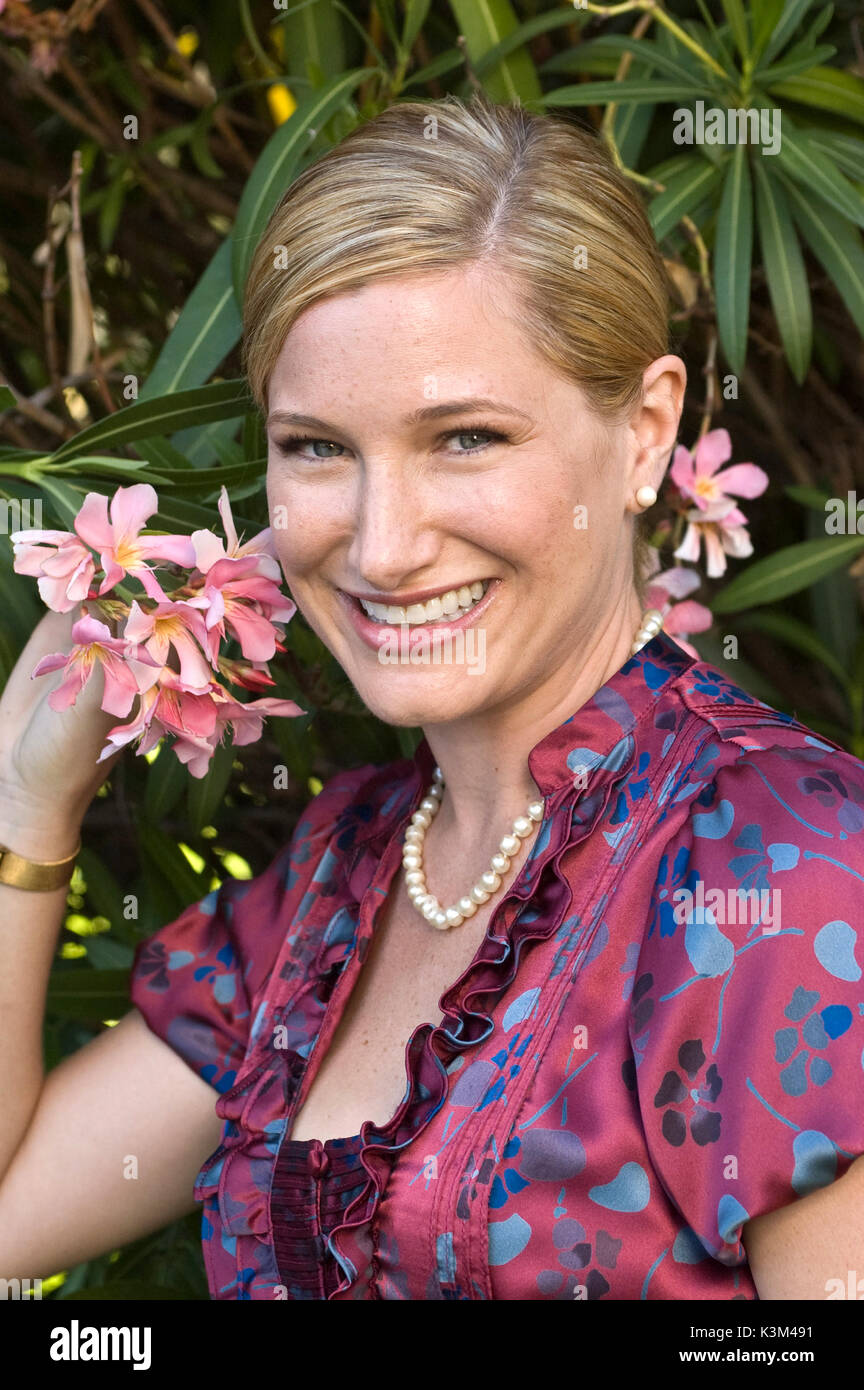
[0,840,81,892]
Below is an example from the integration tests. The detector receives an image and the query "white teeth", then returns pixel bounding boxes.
[359,580,491,626]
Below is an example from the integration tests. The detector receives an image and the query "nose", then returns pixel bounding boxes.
[346,461,441,595]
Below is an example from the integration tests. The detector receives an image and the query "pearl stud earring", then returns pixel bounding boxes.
[635,485,657,509]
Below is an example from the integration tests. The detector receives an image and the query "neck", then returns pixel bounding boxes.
[419,589,645,853]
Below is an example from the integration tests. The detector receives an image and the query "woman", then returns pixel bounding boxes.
[0,97,862,1302]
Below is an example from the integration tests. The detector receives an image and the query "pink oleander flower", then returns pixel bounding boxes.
[10,530,96,613]
[187,555,296,663]
[31,615,162,717]
[74,482,196,599]
[15,480,305,775]
[97,667,223,764]
[124,599,215,691]
[674,500,756,578]
[191,486,282,583]
[670,429,768,513]
[643,562,713,661]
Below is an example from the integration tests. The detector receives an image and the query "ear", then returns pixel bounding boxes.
[624,355,687,512]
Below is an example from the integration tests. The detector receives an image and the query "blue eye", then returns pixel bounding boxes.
[274,435,345,459]
[450,429,503,454]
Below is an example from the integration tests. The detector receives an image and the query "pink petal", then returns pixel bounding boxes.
[46,657,91,711]
[37,575,81,613]
[70,614,115,645]
[217,486,238,554]
[650,565,701,600]
[673,523,702,564]
[692,429,732,477]
[704,529,728,578]
[109,482,158,542]
[669,445,695,493]
[664,599,713,635]
[139,535,197,567]
[721,525,753,559]
[99,651,143,717]
[711,462,769,499]
[225,604,278,662]
[73,492,114,549]
[190,528,226,574]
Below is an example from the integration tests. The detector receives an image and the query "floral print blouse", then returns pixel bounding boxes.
[130,631,864,1300]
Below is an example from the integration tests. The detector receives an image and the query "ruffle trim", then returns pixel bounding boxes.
[194,718,642,1299]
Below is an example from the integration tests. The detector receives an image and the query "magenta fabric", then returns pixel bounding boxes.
[130,631,864,1299]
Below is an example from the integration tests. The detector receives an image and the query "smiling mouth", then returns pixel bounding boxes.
[351,579,492,626]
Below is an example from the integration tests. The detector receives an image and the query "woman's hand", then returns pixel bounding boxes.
[0,607,125,856]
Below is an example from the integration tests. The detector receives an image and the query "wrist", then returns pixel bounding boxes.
[0,786,84,863]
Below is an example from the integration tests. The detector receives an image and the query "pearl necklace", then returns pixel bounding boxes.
[402,609,664,930]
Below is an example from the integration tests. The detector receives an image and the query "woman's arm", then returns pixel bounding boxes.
[742,1153,864,1300]
[0,1007,224,1281]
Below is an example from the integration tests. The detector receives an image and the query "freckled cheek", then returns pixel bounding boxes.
[266,479,350,577]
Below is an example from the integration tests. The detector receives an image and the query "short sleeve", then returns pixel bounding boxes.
[630,744,864,1267]
[130,766,372,1093]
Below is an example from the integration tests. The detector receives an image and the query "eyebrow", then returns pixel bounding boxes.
[266,397,533,433]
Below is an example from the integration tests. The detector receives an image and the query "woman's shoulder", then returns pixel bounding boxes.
[663,655,864,831]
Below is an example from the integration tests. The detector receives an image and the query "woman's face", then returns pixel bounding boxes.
[265,263,675,728]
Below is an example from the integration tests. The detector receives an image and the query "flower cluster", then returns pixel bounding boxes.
[11,482,303,776]
[643,429,769,659]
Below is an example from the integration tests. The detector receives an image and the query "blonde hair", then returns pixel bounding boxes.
[243,95,671,591]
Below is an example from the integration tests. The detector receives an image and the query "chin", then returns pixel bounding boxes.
[347,667,491,730]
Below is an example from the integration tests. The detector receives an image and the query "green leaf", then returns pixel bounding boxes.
[712,534,864,612]
[51,382,251,463]
[469,7,584,82]
[776,126,864,228]
[752,160,811,382]
[131,459,262,496]
[403,46,464,88]
[784,483,832,511]
[144,745,189,822]
[141,241,242,399]
[713,144,753,376]
[47,967,131,1022]
[768,66,864,125]
[720,0,749,62]
[549,35,725,90]
[138,823,208,905]
[757,43,836,84]
[446,0,541,104]
[735,610,850,690]
[0,385,17,413]
[782,174,864,339]
[188,111,226,180]
[278,0,347,80]
[37,476,88,530]
[187,742,236,834]
[649,158,722,241]
[98,167,131,253]
[613,59,656,170]
[147,492,259,535]
[402,0,432,53]
[540,79,705,108]
[47,454,170,480]
[750,0,786,63]
[759,0,819,68]
[807,131,864,182]
[132,436,195,471]
[231,69,370,300]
